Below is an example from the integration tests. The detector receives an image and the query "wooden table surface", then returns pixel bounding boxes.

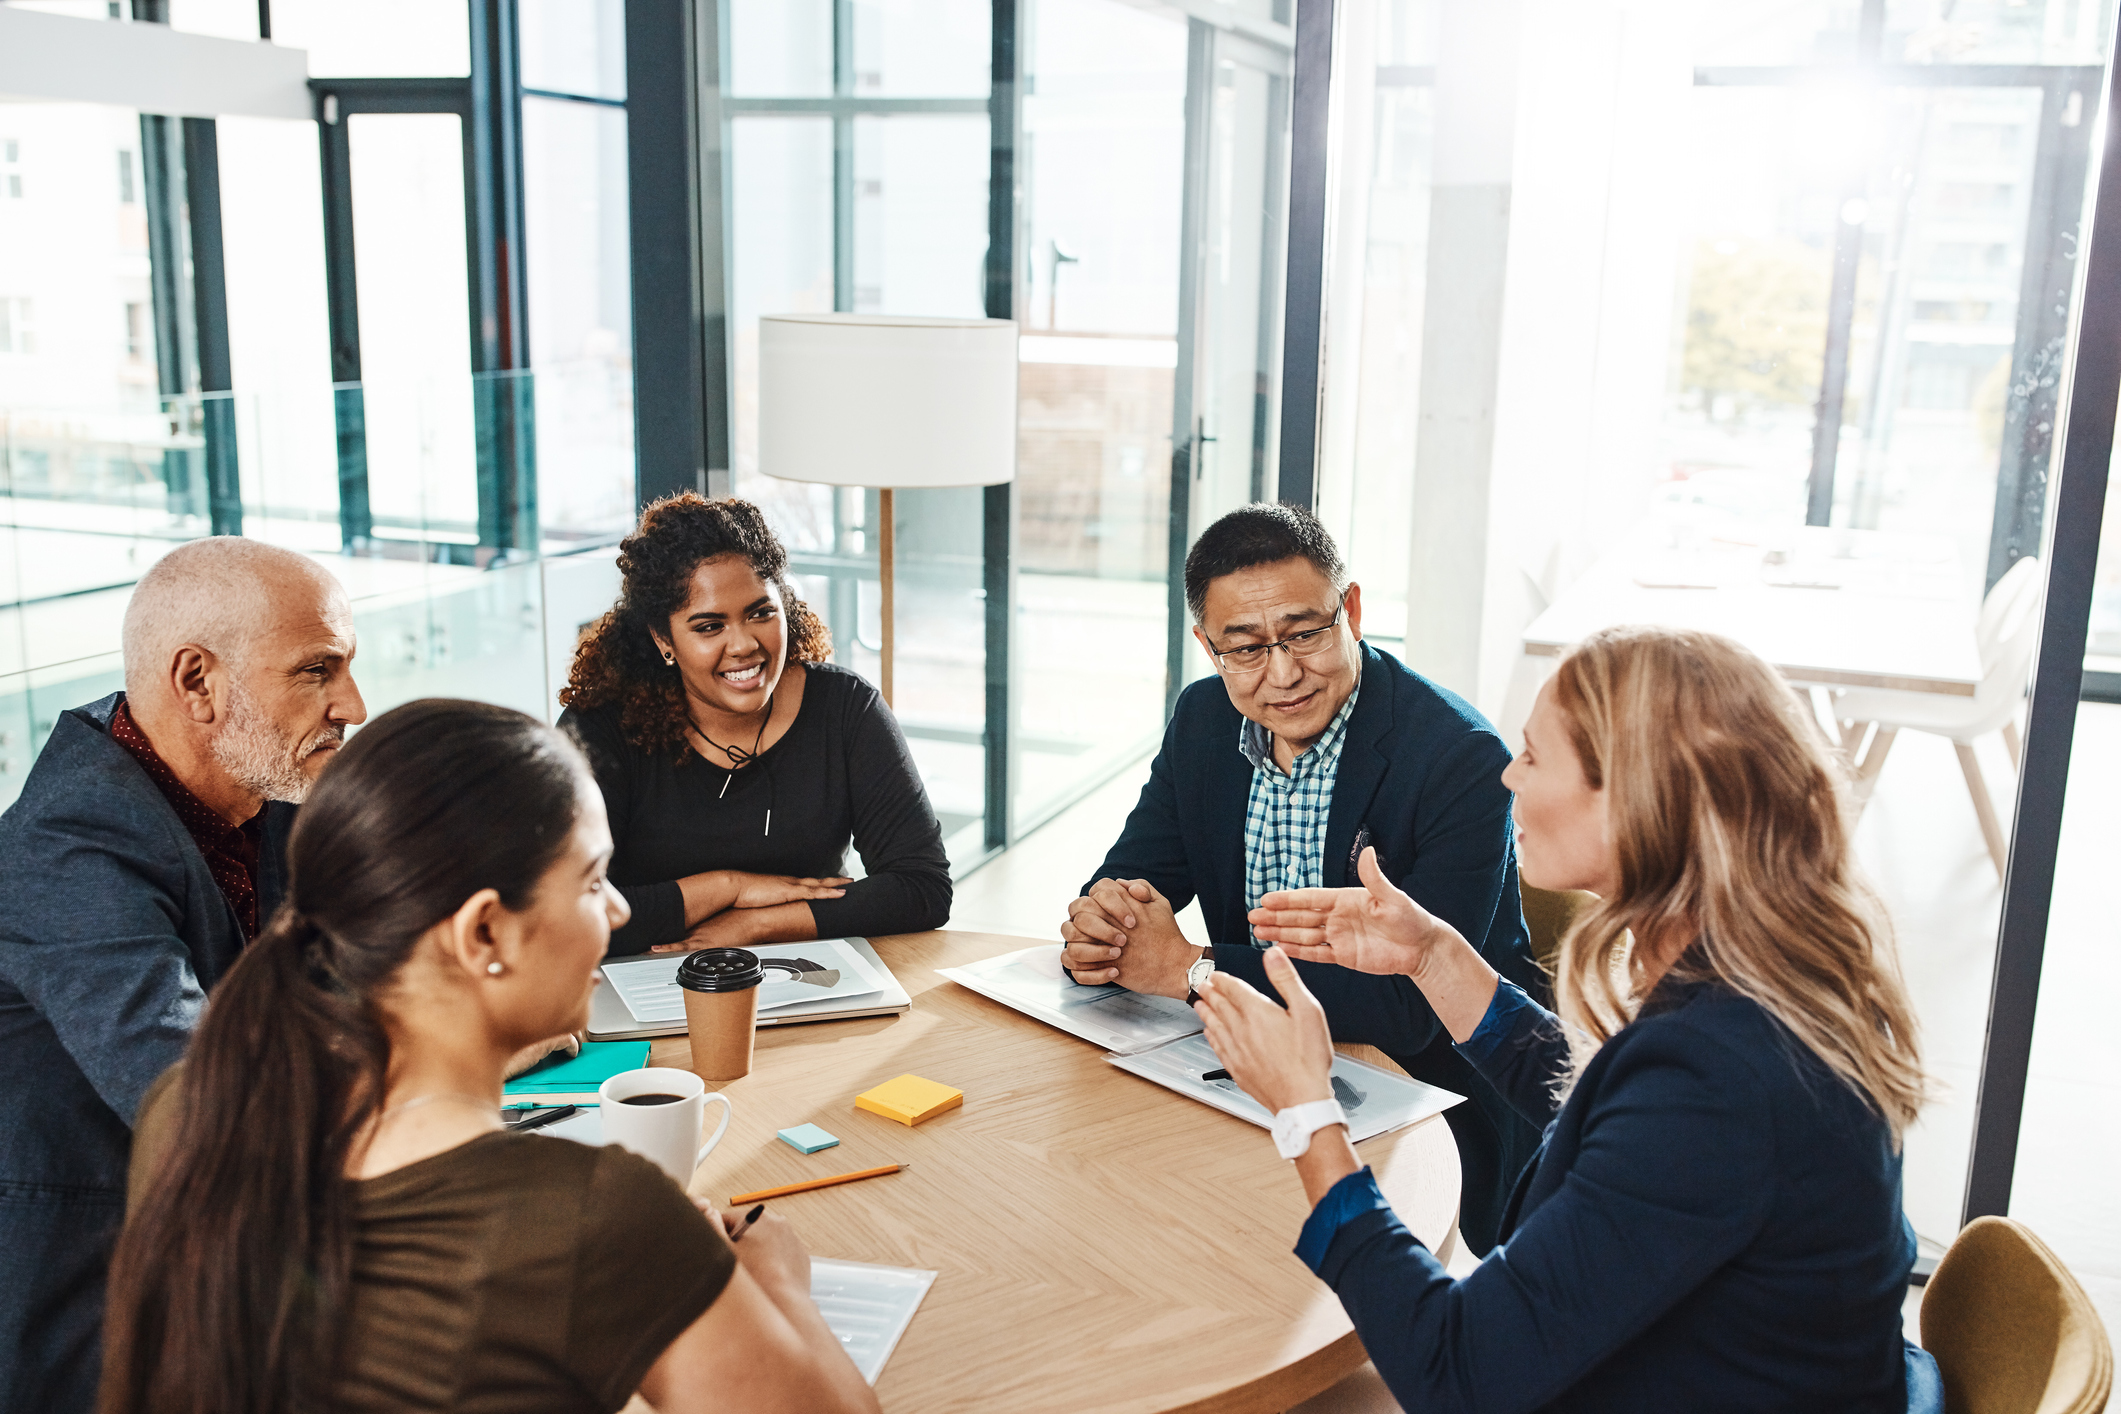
[651,930,1460,1414]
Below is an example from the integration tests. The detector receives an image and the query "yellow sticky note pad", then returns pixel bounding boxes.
[855,1073,963,1127]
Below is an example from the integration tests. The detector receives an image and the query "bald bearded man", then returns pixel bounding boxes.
[0,537,365,1413]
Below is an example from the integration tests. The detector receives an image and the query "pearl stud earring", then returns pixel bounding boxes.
[487,961,504,976]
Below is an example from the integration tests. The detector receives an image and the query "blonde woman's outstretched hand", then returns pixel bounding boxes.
[1193,950,1363,1204]
[1248,847,1460,977]
[1192,946,1335,1114]
[1249,847,1503,1045]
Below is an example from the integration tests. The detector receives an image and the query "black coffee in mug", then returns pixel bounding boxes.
[619,1093,687,1106]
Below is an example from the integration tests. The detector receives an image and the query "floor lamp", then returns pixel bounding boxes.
[758,313,1018,707]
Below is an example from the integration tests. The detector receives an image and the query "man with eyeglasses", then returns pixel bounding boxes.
[1062,502,1545,1256]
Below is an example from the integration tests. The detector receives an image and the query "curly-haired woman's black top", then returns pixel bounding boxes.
[560,662,952,955]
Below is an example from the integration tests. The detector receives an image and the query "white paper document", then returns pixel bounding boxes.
[1106,1032,1464,1142]
[533,1107,604,1142]
[810,1258,936,1384]
[605,939,887,1025]
[937,944,1204,1055]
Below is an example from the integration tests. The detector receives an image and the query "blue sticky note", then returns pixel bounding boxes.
[502,1040,650,1097]
[778,1123,840,1154]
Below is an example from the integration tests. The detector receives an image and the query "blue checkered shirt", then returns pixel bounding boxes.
[1239,684,1360,933]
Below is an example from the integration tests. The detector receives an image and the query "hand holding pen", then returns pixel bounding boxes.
[692,1194,766,1242]
[715,1203,815,1307]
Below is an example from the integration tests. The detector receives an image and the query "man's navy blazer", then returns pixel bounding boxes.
[1088,640,1544,1050]
[0,693,293,1413]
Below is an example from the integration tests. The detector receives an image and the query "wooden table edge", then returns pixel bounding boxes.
[1160,1332,1368,1414]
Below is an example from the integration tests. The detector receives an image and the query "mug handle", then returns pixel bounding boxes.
[696,1092,733,1167]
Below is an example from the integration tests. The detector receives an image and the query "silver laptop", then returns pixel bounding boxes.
[587,937,910,1040]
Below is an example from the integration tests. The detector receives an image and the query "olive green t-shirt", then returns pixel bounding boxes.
[130,1072,736,1413]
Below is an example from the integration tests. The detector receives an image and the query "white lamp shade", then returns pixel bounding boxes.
[758,312,1019,489]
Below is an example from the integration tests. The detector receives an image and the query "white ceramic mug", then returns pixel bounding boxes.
[598,1067,732,1187]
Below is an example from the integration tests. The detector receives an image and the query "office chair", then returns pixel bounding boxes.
[1834,555,2045,878]
[1519,881,1595,974]
[1920,1215,2113,1414]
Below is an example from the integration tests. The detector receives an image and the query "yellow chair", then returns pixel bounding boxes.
[1519,882,1595,973]
[1920,1215,2113,1414]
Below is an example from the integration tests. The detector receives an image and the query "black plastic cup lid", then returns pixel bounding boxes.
[676,947,764,993]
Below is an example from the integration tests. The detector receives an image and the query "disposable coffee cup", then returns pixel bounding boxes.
[677,947,764,1082]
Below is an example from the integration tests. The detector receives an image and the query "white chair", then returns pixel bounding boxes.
[1833,556,2044,877]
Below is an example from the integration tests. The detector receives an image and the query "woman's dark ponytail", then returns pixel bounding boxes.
[99,700,590,1414]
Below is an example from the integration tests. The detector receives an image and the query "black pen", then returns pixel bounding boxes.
[504,1104,578,1132]
[730,1204,766,1243]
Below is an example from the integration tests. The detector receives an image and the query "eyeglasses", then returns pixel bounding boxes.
[1206,595,1348,676]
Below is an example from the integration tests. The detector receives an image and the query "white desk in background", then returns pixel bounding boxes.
[1500,525,1982,745]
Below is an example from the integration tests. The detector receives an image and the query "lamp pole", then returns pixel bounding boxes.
[879,487,895,706]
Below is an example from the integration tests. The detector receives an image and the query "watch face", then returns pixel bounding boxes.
[1187,957,1215,987]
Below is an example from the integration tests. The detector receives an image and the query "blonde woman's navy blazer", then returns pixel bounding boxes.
[1296,973,1939,1412]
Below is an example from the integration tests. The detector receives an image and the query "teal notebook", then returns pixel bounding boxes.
[502,1040,650,1099]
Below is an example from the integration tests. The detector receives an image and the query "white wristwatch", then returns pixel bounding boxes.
[1184,949,1215,1006]
[1271,1099,1349,1160]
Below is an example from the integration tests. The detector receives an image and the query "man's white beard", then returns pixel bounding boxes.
[211,679,330,803]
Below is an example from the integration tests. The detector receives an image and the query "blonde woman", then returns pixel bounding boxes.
[1198,626,1939,1413]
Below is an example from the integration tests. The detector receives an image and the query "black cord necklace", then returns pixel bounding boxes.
[693,690,776,800]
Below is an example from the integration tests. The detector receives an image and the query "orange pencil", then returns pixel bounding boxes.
[730,1162,908,1205]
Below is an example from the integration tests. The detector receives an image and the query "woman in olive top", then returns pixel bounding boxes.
[560,494,951,955]
[1200,626,1942,1413]
[101,700,878,1414]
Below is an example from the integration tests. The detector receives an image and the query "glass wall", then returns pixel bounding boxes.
[521,0,637,545]
[0,95,186,788]
[724,0,1297,845]
[1317,0,2115,1312]
[348,112,482,544]
[217,114,341,542]
[726,0,995,861]
[0,0,635,811]
[269,0,471,76]
[1014,0,1187,820]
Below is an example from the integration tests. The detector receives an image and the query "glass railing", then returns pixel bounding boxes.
[0,364,634,810]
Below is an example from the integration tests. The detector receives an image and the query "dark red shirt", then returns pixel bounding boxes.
[109,700,264,937]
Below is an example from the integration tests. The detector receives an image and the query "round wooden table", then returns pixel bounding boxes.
[648,930,1460,1414]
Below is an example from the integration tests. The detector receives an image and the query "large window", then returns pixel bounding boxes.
[724,0,1297,850]
[1320,0,2118,1317]
[521,0,635,545]
[0,0,640,814]
[1014,0,1188,823]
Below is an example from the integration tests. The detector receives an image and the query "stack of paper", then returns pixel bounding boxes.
[938,944,1463,1139]
[936,944,1203,1055]
[1105,1032,1461,1142]
[810,1258,936,1384]
[606,939,890,1026]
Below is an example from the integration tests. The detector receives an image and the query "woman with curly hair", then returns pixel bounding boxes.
[559,494,950,955]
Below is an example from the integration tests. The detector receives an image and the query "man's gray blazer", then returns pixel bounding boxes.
[0,693,293,1414]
